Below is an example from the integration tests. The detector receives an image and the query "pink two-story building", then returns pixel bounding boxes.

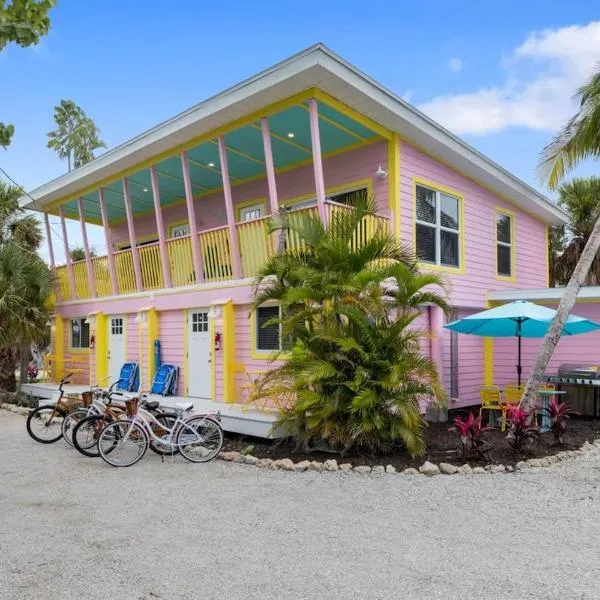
[21,44,567,435]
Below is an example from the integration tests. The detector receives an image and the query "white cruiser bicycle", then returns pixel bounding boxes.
[97,395,224,467]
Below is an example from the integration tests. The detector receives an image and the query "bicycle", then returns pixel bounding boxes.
[97,396,223,467]
[72,390,177,458]
[26,373,76,444]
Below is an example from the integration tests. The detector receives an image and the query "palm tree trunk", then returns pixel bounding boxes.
[0,344,17,392]
[522,214,600,410]
[18,344,30,391]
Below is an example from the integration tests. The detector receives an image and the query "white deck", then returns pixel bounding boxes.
[21,383,284,439]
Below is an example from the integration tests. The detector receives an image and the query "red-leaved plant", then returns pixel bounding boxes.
[450,413,492,459]
[506,405,539,454]
[545,398,579,446]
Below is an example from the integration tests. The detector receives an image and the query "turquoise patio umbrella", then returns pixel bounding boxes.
[444,300,600,385]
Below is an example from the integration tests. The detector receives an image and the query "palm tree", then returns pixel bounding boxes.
[549,177,600,286]
[523,69,600,410]
[0,182,53,391]
[252,196,449,456]
[47,99,105,171]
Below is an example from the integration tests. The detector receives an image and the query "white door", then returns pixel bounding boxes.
[187,309,212,398]
[108,315,126,385]
[240,203,264,221]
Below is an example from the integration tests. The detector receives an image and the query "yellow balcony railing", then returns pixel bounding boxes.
[114,248,136,294]
[92,255,112,297]
[167,235,195,287]
[199,226,232,282]
[55,265,71,301]
[72,260,89,299]
[138,243,164,290]
[327,201,389,249]
[237,216,274,278]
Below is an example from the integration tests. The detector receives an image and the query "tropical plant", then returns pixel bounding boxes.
[524,67,600,410]
[47,99,106,171]
[251,195,449,457]
[505,405,539,454]
[70,246,96,262]
[549,178,600,287]
[544,398,579,446]
[450,412,492,460]
[0,181,54,391]
[0,0,55,148]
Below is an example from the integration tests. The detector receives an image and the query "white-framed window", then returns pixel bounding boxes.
[110,317,124,336]
[255,305,281,351]
[71,318,90,349]
[415,184,461,268]
[283,186,368,212]
[191,311,209,333]
[496,211,513,277]
[171,224,190,238]
[240,203,264,221]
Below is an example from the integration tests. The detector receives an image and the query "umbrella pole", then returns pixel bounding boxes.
[517,321,522,387]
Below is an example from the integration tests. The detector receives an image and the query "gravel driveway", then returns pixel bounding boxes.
[2,411,600,599]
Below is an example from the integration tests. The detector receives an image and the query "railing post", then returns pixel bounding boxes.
[77,197,96,297]
[217,136,242,279]
[43,212,55,268]
[181,151,204,284]
[58,206,76,299]
[122,177,143,292]
[260,117,279,215]
[150,166,173,288]
[98,188,118,295]
[308,98,328,225]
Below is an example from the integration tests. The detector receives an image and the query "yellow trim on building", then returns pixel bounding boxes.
[183,309,188,397]
[494,206,517,283]
[280,177,373,209]
[412,176,466,274]
[210,312,216,401]
[545,225,550,288]
[221,300,236,403]
[93,312,108,386]
[168,220,191,237]
[249,302,291,361]
[235,197,268,221]
[146,308,158,390]
[53,315,64,381]
[388,133,400,238]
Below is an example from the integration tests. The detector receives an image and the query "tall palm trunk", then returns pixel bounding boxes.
[0,344,17,392]
[522,214,600,410]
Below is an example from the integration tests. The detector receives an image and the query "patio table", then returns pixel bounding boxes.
[536,389,567,433]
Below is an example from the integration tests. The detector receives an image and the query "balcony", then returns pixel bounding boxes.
[54,201,389,302]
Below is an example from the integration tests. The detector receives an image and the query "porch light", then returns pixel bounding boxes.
[208,306,222,320]
[143,187,149,193]
[287,132,295,138]
[208,162,215,167]
[375,165,388,179]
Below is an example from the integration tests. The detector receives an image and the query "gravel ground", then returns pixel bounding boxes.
[2,411,600,600]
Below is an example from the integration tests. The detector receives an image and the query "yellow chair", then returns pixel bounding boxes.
[504,384,525,404]
[479,385,504,430]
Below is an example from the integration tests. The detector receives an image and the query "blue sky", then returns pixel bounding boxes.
[0,0,599,261]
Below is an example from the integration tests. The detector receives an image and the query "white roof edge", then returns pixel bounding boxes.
[489,287,600,302]
[19,43,567,225]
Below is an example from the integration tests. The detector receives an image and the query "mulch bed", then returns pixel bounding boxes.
[221,413,600,470]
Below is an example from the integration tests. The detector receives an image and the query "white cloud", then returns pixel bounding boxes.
[448,57,463,72]
[418,22,600,135]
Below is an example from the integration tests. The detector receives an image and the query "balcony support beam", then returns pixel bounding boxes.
[217,136,242,279]
[122,177,143,292]
[260,117,279,215]
[99,188,118,295]
[181,151,204,283]
[58,206,77,299]
[150,166,173,288]
[77,198,96,298]
[43,212,55,268]
[308,98,328,224]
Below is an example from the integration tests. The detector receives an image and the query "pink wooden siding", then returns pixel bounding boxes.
[110,141,389,246]
[157,310,185,396]
[453,309,485,407]
[399,142,548,308]
[493,303,600,386]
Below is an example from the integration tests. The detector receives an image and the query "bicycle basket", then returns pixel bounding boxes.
[81,391,94,407]
[125,398,139,417]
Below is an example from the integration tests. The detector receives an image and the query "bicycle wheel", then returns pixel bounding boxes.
[148,412,180,456]
[61,408,91,447]
[73,414,109,458]
[26,405,67,444]
[177,416,223,463]
[98,420,148,467]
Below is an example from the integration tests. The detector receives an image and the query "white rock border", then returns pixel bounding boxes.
[2,403,598,476]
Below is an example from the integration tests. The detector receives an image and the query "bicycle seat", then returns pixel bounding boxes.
[175,402,194,412]
[142,400,160,411]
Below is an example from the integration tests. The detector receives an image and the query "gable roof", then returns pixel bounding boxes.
[20,43,567,225]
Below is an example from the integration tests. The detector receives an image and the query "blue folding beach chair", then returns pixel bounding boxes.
[116,362,139,392]
[150,364,178,396]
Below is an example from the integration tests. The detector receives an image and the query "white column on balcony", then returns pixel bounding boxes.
[98,188,118,295]
[150,166,173,288]
[58,206,77,299]
[180,151,204,283]
[308,98,328,224]
[43,212,55,268]
[260,117,279,215]
[122,177,143,292]
[77,197,96,297]
[217,136,242,279]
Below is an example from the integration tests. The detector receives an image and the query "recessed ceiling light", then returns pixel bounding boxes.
[208,162,215,167]
[287,132,295,138]
[143,187,149,193]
